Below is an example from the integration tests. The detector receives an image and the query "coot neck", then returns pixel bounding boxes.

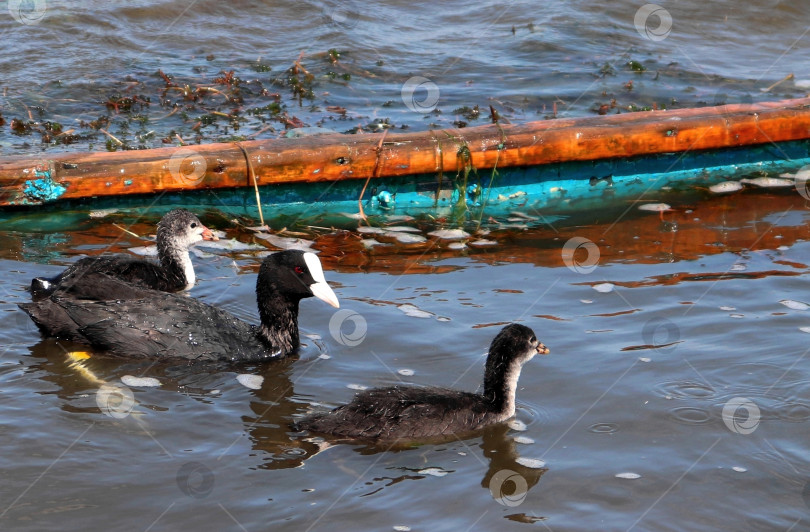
[157,236,193,289]
[256,290,300,356]
[483,358,524,420]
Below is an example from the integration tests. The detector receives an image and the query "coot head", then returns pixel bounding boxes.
[258,250,339,308]
[253,250,339,355]
[156,209,217,253]
[483,323,548,408]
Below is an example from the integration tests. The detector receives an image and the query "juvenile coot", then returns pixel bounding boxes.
[295,323,548,442]
[30,209,216,301]
[19,250,340,362]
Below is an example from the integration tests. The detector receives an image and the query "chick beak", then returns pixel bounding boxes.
[201,225,219,241]
[310,281,340,309]
[536,343,550,355]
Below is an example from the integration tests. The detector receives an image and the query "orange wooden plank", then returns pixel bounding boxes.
[2,98,809,206]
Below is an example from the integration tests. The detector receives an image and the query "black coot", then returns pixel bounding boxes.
[295,323,548,442]
[30,209,216,301]
[19,250,339,362]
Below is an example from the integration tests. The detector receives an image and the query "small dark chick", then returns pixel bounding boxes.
[295,323,548,442]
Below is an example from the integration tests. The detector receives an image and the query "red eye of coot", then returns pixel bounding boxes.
[294,266,304,274]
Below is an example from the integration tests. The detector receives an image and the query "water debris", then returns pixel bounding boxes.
[639,357,651,362]
[513,435,535,444]
[397,369,415,376]
[719,305,736,311]
[469,239,498,247]
[198,238,265,251]
[191,248,216,259]
[709,181,743,194]
[799,327,810,333]
[384,226,421,233]
[615,472,641,480]
[236,374,264,390]
[508,419,527,431]
[386,215,415,222]
[730,263,746,272]
[357,226,386,234]
[89,208,120,218]
[361,238,385,248]
[347,383,369,391]
[740,177,794,188]
[393,526,411,532]
[732,466,747,473]
[780,168,810,180]
[398,304,434,318]
[729,313,745,318]
[499,223,528,230]
[385,232,427,244]
[780,299,810,310]
[580,299,593,304]
[428,229,471,240]
[638,203,671,212]
[121,375,161,387]
[254,233,317,252]
[515,457,546,469]
[509,211,539,221]
[592,283,615,293]
[418,467,450,477]
[128,245,157,256]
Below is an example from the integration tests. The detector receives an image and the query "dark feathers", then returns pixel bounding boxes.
[30,209,212,301]
[296,323,547,442]
[19,250,339,362]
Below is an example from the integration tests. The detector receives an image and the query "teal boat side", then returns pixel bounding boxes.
[2,139,809,229]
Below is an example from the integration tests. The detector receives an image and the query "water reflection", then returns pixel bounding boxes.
[480,423,546,509]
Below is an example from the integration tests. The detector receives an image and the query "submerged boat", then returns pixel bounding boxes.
[1,98,810,226]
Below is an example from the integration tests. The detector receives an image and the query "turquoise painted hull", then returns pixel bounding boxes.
[2,140,809,231]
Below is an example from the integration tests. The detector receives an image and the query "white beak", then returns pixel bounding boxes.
[303,252,339,308]
[310,281,340,308]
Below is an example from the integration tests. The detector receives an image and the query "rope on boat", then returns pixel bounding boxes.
[235,142,266,227]
[357,128,389,224]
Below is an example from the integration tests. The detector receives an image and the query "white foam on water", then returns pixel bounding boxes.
[236,374,264,390]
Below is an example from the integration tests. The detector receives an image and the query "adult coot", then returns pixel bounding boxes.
[19,250,339,362]
[30,209,217,301]
[295,323,547,442]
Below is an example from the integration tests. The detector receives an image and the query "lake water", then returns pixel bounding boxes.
[2,1,810,531]
[1,0,809,151]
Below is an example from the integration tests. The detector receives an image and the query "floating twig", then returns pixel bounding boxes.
[761,73,795,93]
[113,223,141,238]
[154,107,180,121]
[98,128,123,146]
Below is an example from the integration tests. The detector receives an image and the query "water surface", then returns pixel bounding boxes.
[2,187,810,530]
[2,1,810,530]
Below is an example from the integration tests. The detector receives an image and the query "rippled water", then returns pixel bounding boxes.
[1,187,810,530]
[2,1,810,530]
[1,0,809,152]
